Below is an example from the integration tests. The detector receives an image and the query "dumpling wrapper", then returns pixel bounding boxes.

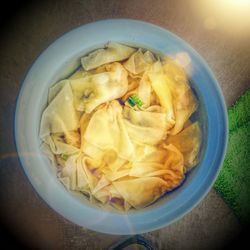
[113,177,168,209]
[137,73,151,108]
[103,153,128,172]
[92,175,110,194]
[79,111,94,145]
[81,42,136,70]
[47,134,80,155]
[60,153,109,194]
[48,80,68,104]
[48,67,88,104]
[171,88,197,135]
[82,135,129,173]
[163,57,187,83]
[133,144,167,163]
[104,168,130,182]
[83,101,135,160]
[60,154,79,190]
[94,183,132,212]
[70,62,128,113]
[127,76,140,92]
[40,82,80,140]
[162,59,197,135]
[148,62,175,129]
[123,106,168,130]
[166,122,201,170]
[59,154,104,194]
[69,67,86,80]
[122,105,169,152]
[129,162,164,176]
[161,144,185,189]
[94,184,122,204]
[47,63,128,113]
[80,156,103,191]
[123,118,167,145]
[82,141,105,161]
[163,144,184,173]
[123,49,155,74]
[130,144,184,190]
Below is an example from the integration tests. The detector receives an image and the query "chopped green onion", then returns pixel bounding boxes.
[127,97,136,107]
[61,154,69,161]
[128,94,143,107]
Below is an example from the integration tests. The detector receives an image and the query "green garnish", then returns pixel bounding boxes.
[61,154,69,161]
[128,94,143,107]
[127,97,136,107]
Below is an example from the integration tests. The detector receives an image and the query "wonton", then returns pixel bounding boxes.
[40,42,201,212]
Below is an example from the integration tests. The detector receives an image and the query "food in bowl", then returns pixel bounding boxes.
[39,42,201,211]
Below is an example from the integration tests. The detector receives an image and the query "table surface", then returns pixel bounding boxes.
[0,0,249,249]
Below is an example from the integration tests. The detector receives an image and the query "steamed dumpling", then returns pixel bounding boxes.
[81,42,136,70]
[166,122,201,170]
[123,49,155,74]
[113,177,168,208]
[48,62,129,113]
[71,62,128,113]
[137,73,152,108]
[47,133,80,155]
[129,144,184,190]
[123,106,168,130]
[162,58,197,135]
[148,62,176,129]
[83,101,135,160]
[40,82,80,140]
[123,119,167,145]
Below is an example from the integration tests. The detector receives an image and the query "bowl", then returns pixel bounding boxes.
[15,19,228,235]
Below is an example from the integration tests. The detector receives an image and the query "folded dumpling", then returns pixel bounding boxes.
[94,184,132,211]
[68,67,86,80]
[161,144,184,188]
[47,63,128,113]
[169,81,197,135]
[162,58,197,135]
[129,162,165,177]
[59,154,79,191]
[40,82,80,140]
[129,144,184,190]
[59,154,104,194]
[136,73,151,108]
[47,133,80,155]
[71,62,128,113]
[163,57,187,83]
[133,144,167,163]
[166,122,201,170]
[123,106,168,145]
[123,49,155,74]
[113,177,168,208]
[148,62,176,129]
[83,101,135,160]
[123,106,168,130]
[123,119,167,145]
[81,42,136,70]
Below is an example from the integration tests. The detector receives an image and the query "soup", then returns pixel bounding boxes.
[39,43,201,211]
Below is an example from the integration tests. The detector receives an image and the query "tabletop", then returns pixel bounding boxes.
[0,0,249,249]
